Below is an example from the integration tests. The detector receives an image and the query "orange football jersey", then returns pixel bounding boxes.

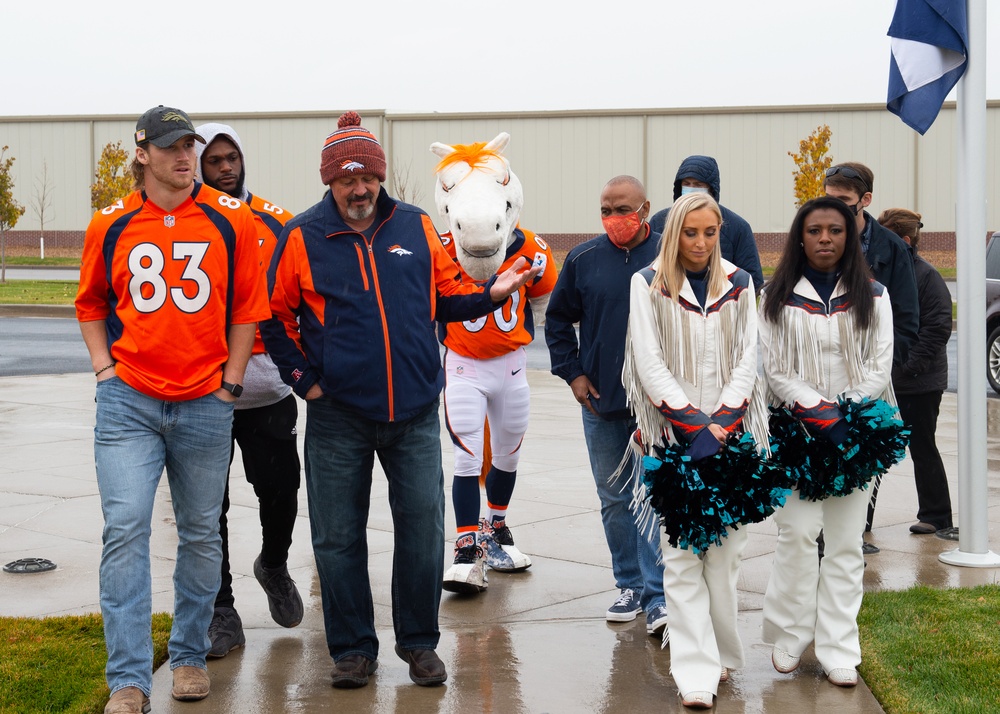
[76,184,271,400]
[438,227,557,359]
[246,192,294,355]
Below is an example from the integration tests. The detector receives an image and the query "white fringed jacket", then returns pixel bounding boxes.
[758,275,895,432]
[623,259,768,455]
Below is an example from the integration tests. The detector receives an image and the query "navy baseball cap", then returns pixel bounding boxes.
[134,106,206,148]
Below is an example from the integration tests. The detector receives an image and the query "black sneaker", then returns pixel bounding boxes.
[207,606,246,658]
[862,541,881,555]
[442,538,488,593]
[254,554,304,628]
[936,526,960,541]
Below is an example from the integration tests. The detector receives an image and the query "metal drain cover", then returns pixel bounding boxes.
[3,558,57,574]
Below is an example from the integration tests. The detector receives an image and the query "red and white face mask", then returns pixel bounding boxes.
[603,210,644,247]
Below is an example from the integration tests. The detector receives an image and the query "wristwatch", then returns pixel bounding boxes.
[221,381,243,398]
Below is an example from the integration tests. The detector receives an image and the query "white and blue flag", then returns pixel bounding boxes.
[887,0,968,135]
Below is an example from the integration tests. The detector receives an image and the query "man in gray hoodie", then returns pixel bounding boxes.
[195,123,303,657]
[650,155,764,290]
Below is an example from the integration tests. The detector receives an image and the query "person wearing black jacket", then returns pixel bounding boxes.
[649,155,764,290]
[879,208,956,539]
[824,163,921,550]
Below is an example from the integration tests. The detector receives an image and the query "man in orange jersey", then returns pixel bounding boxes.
[76,106,270,714]
[194,123,304,659]
[262,111,539,689]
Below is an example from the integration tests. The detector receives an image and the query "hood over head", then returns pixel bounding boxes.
[673,155,721,201]
[195,122,248,201]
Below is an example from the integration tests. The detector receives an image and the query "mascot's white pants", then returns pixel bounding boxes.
[663,526,747,697]
[762,485,869,672]
[443,348,530,477]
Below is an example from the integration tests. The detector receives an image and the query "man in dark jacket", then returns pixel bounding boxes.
[545,175,667,640]
[824,162,919,367]
[879,208,955,539]
[824,163,921,550]
[262,112,539,689]
[649,155,764,290]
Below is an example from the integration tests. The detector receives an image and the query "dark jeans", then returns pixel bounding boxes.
[304,396,445,662]
[896,391,953,529]
[216,394,301,610]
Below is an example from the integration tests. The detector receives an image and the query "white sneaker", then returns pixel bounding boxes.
[681,691,714,709]
[771,647,801,673]
[827,668,858,687]
[442,539,487,594]
[479,518,532,571]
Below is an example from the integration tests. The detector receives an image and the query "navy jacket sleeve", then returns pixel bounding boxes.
[544,255,585,384]
[724,214,764,291]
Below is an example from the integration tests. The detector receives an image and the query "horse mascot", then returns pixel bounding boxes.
[431,132,556,595]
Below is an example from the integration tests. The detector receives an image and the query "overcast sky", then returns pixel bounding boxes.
[6,1,999,117]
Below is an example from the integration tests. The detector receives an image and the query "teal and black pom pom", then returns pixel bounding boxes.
[641,432,791,555]
[767,398,909,502]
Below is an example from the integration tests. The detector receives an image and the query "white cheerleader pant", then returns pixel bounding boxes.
[762,485,869,672]
[662,526,748,697]
[443,348,530,477]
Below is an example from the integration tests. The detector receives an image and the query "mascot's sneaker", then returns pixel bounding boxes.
[479,518,532,572]
[443,537,488,594]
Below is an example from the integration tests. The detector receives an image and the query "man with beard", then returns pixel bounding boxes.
[194,123,304,658]
[76,105,269,714]
[261,111,540,689]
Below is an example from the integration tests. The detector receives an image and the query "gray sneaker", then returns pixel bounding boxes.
[606,588,642,622]
[207,606,245,658]
[254,555,304,628]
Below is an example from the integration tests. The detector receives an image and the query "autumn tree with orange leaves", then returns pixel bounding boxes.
[788,125,833,207]
[91,141,133,211]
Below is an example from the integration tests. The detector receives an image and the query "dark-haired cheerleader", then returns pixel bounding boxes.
[759,196,904,689]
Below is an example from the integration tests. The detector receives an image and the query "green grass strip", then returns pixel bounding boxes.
[0,280,78,305]
[0,613,171,714]
[859,584,1000,714]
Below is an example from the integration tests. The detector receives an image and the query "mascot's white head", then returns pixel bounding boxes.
[430,132,524,281]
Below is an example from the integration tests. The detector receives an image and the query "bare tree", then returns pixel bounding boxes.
[31,160,55,256]
[392,161,424,206]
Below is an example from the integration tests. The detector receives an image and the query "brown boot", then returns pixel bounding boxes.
[171,665,210,701]
[105,687,150,714]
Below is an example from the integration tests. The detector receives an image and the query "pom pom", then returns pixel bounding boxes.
[338,110,362,129]
[640,432,792,555]
[768,398,909,501]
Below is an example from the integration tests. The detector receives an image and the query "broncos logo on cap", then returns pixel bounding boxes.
[161,111,188,123]
[341,160,366,172]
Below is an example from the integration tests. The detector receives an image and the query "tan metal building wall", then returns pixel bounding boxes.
[0,104,996,236]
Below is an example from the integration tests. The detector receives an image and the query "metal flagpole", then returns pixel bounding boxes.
[939,0,1000,567]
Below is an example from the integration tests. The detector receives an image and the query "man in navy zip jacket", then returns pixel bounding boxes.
[261,112,538,690]
[545,175,668,640]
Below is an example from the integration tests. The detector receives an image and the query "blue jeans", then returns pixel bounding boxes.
[94,377,232,696]
[304,396,445,662]
[581,408,664,612]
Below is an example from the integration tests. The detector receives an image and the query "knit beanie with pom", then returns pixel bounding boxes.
[320,111,387,184]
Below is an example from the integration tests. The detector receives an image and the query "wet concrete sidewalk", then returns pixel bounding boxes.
[2,371,1000,713]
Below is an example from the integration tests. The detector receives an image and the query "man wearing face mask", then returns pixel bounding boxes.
[545,175,668,640]
[649,155,764,291]
[823,162,918,369]
[824,162,919,553]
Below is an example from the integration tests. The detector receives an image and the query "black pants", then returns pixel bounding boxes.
[215,393,301,610]
[895,390,953,530]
